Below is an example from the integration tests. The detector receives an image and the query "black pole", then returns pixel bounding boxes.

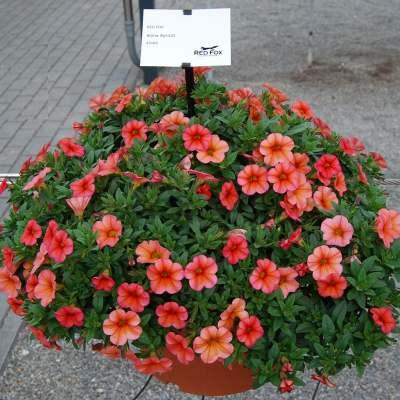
[184,65,195,117]
[132,375,153,400]
[311,381,320,400]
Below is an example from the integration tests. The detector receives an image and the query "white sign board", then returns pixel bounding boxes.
[140,8,231,67]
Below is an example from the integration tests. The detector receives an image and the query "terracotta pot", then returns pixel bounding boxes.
[156,352,254,396]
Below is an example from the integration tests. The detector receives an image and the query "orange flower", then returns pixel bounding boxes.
[2,247,17,273]
[7,297,25,316]
[196,135,229,164]
[236,316,264,348]
[23,167,52,191]
[219,181,239,211]
[155,301,188,329]
[58,137,85,158]
[133,355,173,375]
[262,82,289,103]
[279,379,295,393]
[315,154,342,184]
[147,259,184,294]
[292,153,311,175]
[196,183,212,200]
[370,151,387,169]
[70,173,95,197]
[91,273,115,292]
[357,163,368,184]
[34,269,56,307]
[47,229,74,263]
[334,172,347,197]
[222,234,249,265]
[165,332,195,364]
[55,306,85,328]
[312,117,332,138]
[267,162,299,194]
[92,214,123,249]
[183,124,212,151]
[237,164,269,195]
[121,120,148,148]
[66,196,91,217]
[117,282,150,312]
[317,273,347,299]
[259,133,294,166]
[135,240,170,263]
[193,326,234,364]
[0,268,21,298]
[29,326,61,351]
[158,111,189,137]
[103,309,142,345]
[286,175,312,209]
[291,100,314,119]
[278,227,302,250]
[249,259,280,294]
[93,344,121,360]
[307,245,342,280]
[89,93,109,111]
[21,219,42,246]
[339,137,365,156]
[321,215,354,247]
[313,186,338,212]
[218,298,249,330]
[184,255,218,291]
[375,208,400,248]
[93,152,121,176]
[370,307,397,334]
[278,267,299,298]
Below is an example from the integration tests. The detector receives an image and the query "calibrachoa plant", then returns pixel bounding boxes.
[0,71,399,393]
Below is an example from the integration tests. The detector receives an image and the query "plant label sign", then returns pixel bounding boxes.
[140,8,231,67]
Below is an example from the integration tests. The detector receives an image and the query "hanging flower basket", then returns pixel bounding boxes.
[0,71,399,397]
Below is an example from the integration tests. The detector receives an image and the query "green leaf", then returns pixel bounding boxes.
[322,315,335,340]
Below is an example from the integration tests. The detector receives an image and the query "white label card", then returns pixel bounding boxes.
[140,8,231,67]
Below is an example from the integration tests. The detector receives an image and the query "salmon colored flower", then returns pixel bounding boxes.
[237,164,269,195]
[279,227,302,250]
[219,181,239,211]
[312,117,332,138]
[196,183,212,200]
[55,306,85,328]
[286,175,312,208]
[117,282,150,312]
[375,208,400,248]
[185,255,218,291]
[103,309,142,345]
[145,77,178,98]
[29,326,61,351]
[236,316,264,348]
[196,135,229,164]
[193,326,234,364]
[334,172,347,197]
[357,163,368,184]
[93,344,121,360]
[281,362,294,373]
[91,273,115,292]
[187,169,220,182]
[133,356,173,375]
[21,219,42,246]
[92,214,123,249]
[294,262,309,277]
[339,137,365,156]
[291,100,314,119]
[2,247,17,273]
[121,120,148,148]
[26,274,38,300]
[47,229,74,263]
[147,259,184,294]
[158,111,189,137]
[321,215,354,247]
[156,301,188,329]
[267,162,299,194]
[218,298,249,330]
[370,307,397,334]
[89,93,109,111]
[58,137,85,157]
[0,268,21,298]
[135,240,171,263]
[315,154,342,184]
[114,93,132,113]
[93,152,120,177]
[313,186,338,212]
[279,379,295,393]
[262,82,289,103]
[34,269,56,307]
[31,246,47,275]
[222,234,249,265]
[259,133,294,166]
[311,374,336,388]
[370,151,387,169]
[183,124,212,151]
[307,245,342,280]
[66,196,91,217]
[278,267,299,298]
[70,174,95,197]
[165,332,195,364]
[20,157,33,174]
[292,153,311,175]
[249,259,280,294]
[248,96,264,122]
[281,194,313,221]
[7,297,25,316]
[317,273,347,299]
[23,167,51,191]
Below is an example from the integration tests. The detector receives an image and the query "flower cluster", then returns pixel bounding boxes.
[0,73,399,393]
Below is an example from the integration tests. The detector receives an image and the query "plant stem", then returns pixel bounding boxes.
[132,375,153,400]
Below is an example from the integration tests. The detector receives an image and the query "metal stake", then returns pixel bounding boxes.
[183,65,195,117]
[132,375,153,400]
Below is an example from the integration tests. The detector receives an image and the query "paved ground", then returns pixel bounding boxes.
[1,0,400,399]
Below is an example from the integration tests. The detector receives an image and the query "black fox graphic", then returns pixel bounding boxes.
[201,45,219,51]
